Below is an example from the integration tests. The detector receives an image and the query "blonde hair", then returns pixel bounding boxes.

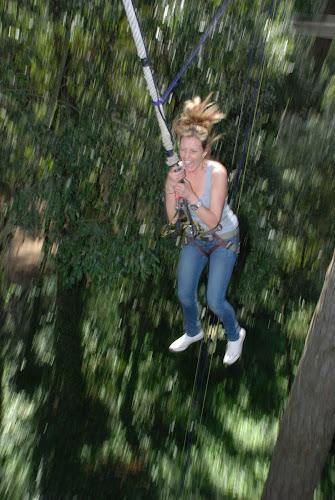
[173,93,225,153]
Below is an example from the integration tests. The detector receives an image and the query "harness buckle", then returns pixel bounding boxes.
[184,225,195,237]
[198,234,212,241]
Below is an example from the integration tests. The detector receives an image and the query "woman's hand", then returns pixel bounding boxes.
[165,164,185,193]
[174,178,197,204]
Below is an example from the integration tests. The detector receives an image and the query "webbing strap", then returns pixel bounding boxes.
[213,234,240,254]
[191,240,215,258]
[186,235,239,257]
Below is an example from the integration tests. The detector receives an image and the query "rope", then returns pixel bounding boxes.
[122,0,179,167]
[236,52,266,214]
[178,314,216,499]
[231,0,267,168]
[196,324,218,447]
[153,0,234,106]
[180,337,206,473]
[236,0,276,188]
[178,340,211,498]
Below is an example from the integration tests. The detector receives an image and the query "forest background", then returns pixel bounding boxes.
[0,0,334,498]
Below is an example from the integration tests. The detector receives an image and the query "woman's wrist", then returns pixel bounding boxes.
[165,184,175,194]
[188,193,199,205]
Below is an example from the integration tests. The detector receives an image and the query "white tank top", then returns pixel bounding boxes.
[188,161,238,235]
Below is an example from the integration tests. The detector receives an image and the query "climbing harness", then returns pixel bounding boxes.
[184,227,240,257]
[161,206,240,256]
[160,190,203,238]
[160,208,202,239]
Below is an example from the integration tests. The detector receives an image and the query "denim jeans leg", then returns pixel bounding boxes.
[177,243,208,336]
[206,237,240,341]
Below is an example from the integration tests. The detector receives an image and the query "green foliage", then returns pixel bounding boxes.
[0,0,334,497]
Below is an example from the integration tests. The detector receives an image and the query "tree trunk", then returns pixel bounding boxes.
[262,250,335,500]
[310,0,335,79]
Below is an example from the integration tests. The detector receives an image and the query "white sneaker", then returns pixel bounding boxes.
[223,328,246,365]
[169,330,204,352]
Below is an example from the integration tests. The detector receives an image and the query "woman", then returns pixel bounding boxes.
[164,94,245,365]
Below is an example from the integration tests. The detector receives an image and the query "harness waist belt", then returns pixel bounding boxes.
[197,227,239,242]
[184,228,240,257]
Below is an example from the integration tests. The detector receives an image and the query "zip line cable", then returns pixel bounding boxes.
[237,0,278,205]
[180,308,212,461]
[231,0,267,168]
[178,313,220,499]
[196,324,218,447]
[237,53,267,214]
[178,326,214,499]
[235,0,276,189]
[231,0,275,216]
[181,336,206,464]
[234,0,276,217]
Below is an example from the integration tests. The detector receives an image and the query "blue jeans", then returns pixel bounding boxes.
[177,234,240,341]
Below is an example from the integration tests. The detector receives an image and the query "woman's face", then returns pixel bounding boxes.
[179,136,206,174]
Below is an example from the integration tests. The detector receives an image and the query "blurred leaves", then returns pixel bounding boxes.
[0,0,335,497]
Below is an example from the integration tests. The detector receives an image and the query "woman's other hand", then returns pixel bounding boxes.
[174,178,197,204]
